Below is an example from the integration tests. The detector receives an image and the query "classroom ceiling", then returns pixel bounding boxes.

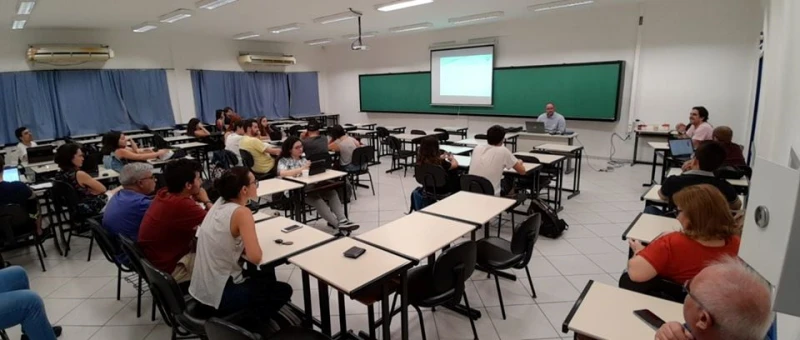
[3,0,645,44]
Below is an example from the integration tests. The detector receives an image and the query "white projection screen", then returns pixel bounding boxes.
[430,45,495,106]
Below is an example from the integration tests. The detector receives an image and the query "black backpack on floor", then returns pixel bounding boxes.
[527,198,568,238]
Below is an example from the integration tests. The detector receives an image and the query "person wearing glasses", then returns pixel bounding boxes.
[102,163,157,242]
[656,256,774,340]
[190,167,293,320]
[621,184,741,297]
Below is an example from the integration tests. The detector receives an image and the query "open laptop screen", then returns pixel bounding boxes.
[3,167,21,182]
[669,139,694,157]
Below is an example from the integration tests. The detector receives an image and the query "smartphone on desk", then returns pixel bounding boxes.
[634,309,665,330]
[343,246,366,259]
[281,225,302,233]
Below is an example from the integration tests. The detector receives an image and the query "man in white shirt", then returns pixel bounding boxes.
[536,103,566,133]
[224,120,245,165]
[469,125,526,195]
[14,127,37,164]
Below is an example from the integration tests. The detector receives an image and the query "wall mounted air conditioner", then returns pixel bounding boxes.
[27,45,114,65]
[238,54,296,66]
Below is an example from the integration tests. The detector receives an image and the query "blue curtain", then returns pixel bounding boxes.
[0,69,175,144]
[191,70,291,122]
[288,72,321,116]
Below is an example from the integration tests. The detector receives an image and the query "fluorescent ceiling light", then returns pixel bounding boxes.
[313,11,360,25]
[16,1,35,15]
[375,0,433,12]
[389,22,433,33]
[529,0,594,12]
[196,0,237,10]
[159,9,194,23]
[132,22,158,33]
[12,17,27,30]
[269,23,302,34]
[343,31,378,39]
[305,38,333,46]
[448,11,504,25]
[233,31,260,40]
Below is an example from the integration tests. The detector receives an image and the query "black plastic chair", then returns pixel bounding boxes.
[433,128,450,144]
[0,204,47,271]
[517,154,555,199]
[386,136,415,177]
[287,125,302,137]
[388,241,478,340]
[267,327,330,339]
[118,236,158,320]
[415,164,450,201]
[347,146,376,199]
[141,256,210,340]
[50,180,96,260]
[205,317,262,340]
[376,127,391,157]
[410,129,426,136]
[474,134,488,140]
[240,150,271,180]
[476,214,541,319]
[87,219,138,301]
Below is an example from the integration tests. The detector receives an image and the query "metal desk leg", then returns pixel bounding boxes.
[338,291,347,335]
[643,150,658,187]
[368,305,376,339]
[400,270,409,340]
[632,133,640,166]
[556,161,564,212]
[381,284,391,340]
[567,149,582,199]
[565,138,575,174]
[318,281,332,336]
[302,271,312,328]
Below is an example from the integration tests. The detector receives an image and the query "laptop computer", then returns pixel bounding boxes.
[668,139,694,160]
[3,167,21,182]
[525,121,546,134]
[308,158,329,176]
[26,145,55,165]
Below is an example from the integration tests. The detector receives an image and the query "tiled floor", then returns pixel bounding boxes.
[2,157,652,340]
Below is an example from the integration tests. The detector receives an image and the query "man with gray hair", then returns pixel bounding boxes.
[102,163,157,242]
[655,256,774,340]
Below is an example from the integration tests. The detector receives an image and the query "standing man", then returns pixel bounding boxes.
[536,103,566,133]
[14,127,37,164]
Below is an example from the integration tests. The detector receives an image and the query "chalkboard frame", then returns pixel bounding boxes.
[358,60,625,122]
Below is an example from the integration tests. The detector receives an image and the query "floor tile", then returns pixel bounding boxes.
[59,298,129,326]
[88,325,156,340]
[435,307,499,340]
[514,257,561,278]
[43,298,85,323]
[566,238,622,255]
[473,277,535,307]
[588,252,629,273]
[49,277,114,299]
[30,276,73,297]
[487,304,559,339]
[535,239,581,256]
[59,326,102,340]
[524,276,580,303]
[106,297,162,326]
[538,302,578,338]
[546,255,606,275]
[561,225,598,239]
[564,273,619,292]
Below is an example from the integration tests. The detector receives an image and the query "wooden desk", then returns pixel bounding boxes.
[452,155,540,174]
[290,237,412,339]
[353,123,377,130]
[284,170,350,221]
[515,151,568,211]
[645,142,670,186]
[421,191,516,235]
[356,212,475,261]
[439,126,468,139]
[257,178,305,197]
[173,142,207,150]
[255,217,335,266]
[378,125,406,133]
[452,138,487,147]
[252,211,273,223]
[439,145,473,155]
[563,281,684,339]
[622,213,682,242]
[533,144,584,198]
[392,133,428,142]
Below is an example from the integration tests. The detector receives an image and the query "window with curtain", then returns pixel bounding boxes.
[0,69,175,144]
[191,70,290,123]
[288,72,321,117]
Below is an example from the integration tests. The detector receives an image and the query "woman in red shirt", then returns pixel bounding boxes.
[621,184,740,298]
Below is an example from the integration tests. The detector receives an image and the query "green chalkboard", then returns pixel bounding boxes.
[359,61,624,121]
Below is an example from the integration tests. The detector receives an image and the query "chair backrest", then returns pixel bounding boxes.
[212,150,239,168]
[460,175,494,195]
[474,134,488,140]
[205,317,261,340]
[386,136,402,152]
[432,241,477,296]
[0,204,33,245]
[118,235,149,282]
[86,218,126,267]
[410,129,425,136]
[140,255,188,321]
[350,146,375,167]
[433,128,450,142]
[51,180,80,217]
[288,125,302,137]
[154,135,171,150]
[511,214,542,268]
[376,127,390,138]
[240,149,255,169]
[415,164,448,194]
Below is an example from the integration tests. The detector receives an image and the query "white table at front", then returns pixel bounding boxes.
[563,281,684,339]
[256,178,306,221]
[283,170,351,222]
[289,237,412,339]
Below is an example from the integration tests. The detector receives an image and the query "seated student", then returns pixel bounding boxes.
[257,116,274,140]
[189,167,293,318]
[138,159,212,285]
[713,125,746,167]
[0,266,63,340]
[300,121,327,157]
[416,136,460,195]
[536,102,566,133]
[239,119,280,176]
[187,118,211,138]
[278,137,359,235]
[53,143,107,217]
[0,158,42,236]
[468,125,526,195]
[655,257,773,340]
[328,125,363,172]
[648,141,741,215]
[215,109,226,131]
[622,185,740,295]
[14,126,38,164]
[102,131,168,173]
[676,106,713,148]
[224,120,246,165]
[102,163,156,242]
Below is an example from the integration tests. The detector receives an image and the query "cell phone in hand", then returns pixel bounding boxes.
[634,309,665,330]
[281,225,302,233]
[343,246,366,259]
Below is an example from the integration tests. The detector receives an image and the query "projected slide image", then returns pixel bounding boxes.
[439,54,493,97]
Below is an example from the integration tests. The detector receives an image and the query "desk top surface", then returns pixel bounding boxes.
[648,142,670,150]
[257,178,305,196]
[174,142,208,149]
[453,155,540,174]
[126,133,154,139]
[255,216,335,265]
[534,143,584,153]
[453,138,487,147]
[379,125,405,131]
[439,126,468,132]
[567,281,684,339]
[392,133,428,141]
[516,132,578,139]
[289,237,410,294]
[348,129,377,135]
[636,129,672,135]
[439,145,474,155]
[642,185,664,203]
[514,152,567,164]
[667,168,749,187]
[422,191,516,225]
[356,212,475,261]
[164,135,197,142]
[284,169,347,185]
[623,213,682,242]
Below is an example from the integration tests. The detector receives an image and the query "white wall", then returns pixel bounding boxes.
[0,29,327,124]
[322,0,762,160]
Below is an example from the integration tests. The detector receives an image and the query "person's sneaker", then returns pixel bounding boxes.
[21,326,62,340]
[337,220,360,231]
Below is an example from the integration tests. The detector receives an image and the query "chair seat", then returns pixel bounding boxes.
[404,265,458,307]
[179,299,212,335]
[476,238,524,269]
[396,151,415,158]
